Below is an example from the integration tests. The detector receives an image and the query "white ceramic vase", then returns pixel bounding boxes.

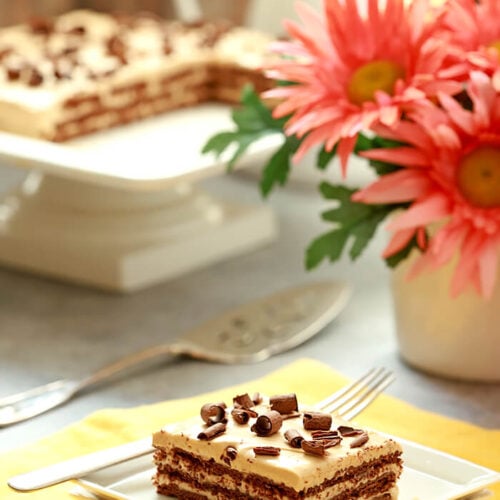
[391,252,500,382]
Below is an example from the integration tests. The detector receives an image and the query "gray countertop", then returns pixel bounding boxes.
[0,163,499,455]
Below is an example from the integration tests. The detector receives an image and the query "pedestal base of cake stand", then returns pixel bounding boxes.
[0,172,277,292]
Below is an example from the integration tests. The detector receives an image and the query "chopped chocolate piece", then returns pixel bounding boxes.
[220,445,238,464]
[350,432,370,448]
[270,393,298,414]
[233,393,254,409]
[252,392,263,405]
[197,422,226,440]
[251,411,282,437]
[253,446,281,456]
[301,439,327,456]
[338,425,365,437]
[200,402,227,425]
[284,429,304,448]
[231,408,250,425]
[303,411,332,431]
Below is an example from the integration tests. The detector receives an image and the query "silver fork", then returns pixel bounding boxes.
[8,367,394,492]
[0,281,351,427]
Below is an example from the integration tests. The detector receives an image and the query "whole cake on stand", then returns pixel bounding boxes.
[0,10,279,291]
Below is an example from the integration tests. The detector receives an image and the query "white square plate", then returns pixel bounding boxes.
[71,435,499,500]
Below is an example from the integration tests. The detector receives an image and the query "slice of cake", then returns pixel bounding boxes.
[0,10,275,141]
[152,392,403,499]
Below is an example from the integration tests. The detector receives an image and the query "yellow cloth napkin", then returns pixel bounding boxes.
[1,358,499,499]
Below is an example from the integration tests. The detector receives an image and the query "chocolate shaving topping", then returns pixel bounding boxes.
[182,19,207,30]
[284,429,304,448]
[200,402,227,425]
[66,26,86,36]
[28,16,54,35]
[220,445,238,465]
[27,68,44,87]
[251,410,282,436]
[163,38,173,55]
[311,430,339,439]
[6,66,21,81]
[106,35,127,64]
[322,436,342,448]
[0,48,12,61]
[253,446,281,456]
[197,422,226,440]
[231,408,250,425]
[281,411,301,420]
[270,393,298,414]
[233,393,254,409]
[337,425,365,437]
[252,392,263,405]
[303,411,332,431]
[350,431,369,448]
[301,440,327,456]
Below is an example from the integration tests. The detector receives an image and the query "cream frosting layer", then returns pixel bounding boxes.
[153,400,403,494]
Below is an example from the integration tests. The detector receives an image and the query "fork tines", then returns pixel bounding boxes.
[317,367,394,421]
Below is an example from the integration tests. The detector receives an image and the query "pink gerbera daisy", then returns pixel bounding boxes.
[263,0,462,175]
[353,71,500,298]
[441,0,500,79]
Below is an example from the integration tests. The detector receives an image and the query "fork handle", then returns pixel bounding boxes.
[76,344,176,392]
[8,437,153,491]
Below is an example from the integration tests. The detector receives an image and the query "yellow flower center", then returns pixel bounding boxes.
[347,60,405,106]
[488,40,500,61]
[457,146,500,208]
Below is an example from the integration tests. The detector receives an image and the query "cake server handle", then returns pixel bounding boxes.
[7,437,153,491]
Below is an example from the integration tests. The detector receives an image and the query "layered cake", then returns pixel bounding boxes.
[0,10,274,141]
[152,392,403,499]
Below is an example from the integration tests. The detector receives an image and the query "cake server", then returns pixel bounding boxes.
[0,280,351,427]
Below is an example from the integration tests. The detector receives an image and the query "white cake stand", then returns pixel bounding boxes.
[0,104,279,292]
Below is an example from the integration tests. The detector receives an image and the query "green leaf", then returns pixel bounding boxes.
[319,183,355,204]
[201,132,240,156]
[226,131,270,170]
[238,85,285,130]
[201,85,293,175]
[316,145,337,170]
[260,136,300,197]
[306,230,349,269]
[348,209,388,260]
[352,133,375,153]
[305,181,400,269]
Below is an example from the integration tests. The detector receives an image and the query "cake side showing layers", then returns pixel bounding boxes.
[152,393,403,500]
[0,10,275,141]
